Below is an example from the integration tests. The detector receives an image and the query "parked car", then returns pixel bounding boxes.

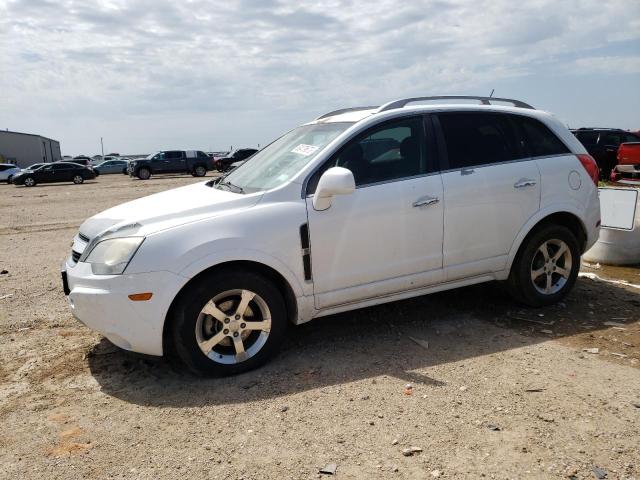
[571,128,640,179]
[12,162,96,187]
[128,150,212,179]
[63,95,600,376]
[610,142,640,183]
[0,163,22,184]
[225,160,246,173]
[94,159,130,175]
[214,148,258,172]
[69,156,93,167]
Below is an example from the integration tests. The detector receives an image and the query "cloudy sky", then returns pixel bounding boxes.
[1,0,639,156]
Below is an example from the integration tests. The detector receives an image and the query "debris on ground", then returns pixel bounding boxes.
[486,424,501,431]
[431,470,441,478]
[408,335,429,350]
[0,293,14,300]
[591,466,607,479]
[404,383,413,395]
[583,348,600,354]
[401,446,423,456]
[319,463,337,475]
[0,269,8,275]
[604,321,627,327]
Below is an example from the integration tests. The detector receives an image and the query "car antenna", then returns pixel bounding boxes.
[489,89,495,98]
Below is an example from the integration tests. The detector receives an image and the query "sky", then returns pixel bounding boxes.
[1,0,639,156]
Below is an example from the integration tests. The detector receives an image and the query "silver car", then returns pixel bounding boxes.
[93,159,129,175]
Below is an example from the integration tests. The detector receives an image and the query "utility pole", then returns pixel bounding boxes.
[100,137,104,157]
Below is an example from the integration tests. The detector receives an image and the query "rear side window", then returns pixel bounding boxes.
[0,165,8,172]
[438,113,522,169]
[575,131,599,145]
[515,116,570,157]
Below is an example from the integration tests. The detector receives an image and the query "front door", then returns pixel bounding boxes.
[305,115,444,309]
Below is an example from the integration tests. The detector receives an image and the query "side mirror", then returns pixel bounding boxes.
[312,167,355,211]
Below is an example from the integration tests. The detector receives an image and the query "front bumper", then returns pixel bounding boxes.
[64,259,187,356]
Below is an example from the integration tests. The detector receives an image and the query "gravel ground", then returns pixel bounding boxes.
[0,174,639,480]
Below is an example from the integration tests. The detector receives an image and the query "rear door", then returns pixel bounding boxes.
[164,150,186,172]
[436,112,540,280]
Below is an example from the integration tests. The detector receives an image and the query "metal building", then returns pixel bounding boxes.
[0,130,62,168]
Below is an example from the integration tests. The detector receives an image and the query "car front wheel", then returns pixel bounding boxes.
[171,270,287,376]
[193,165,207,177]
[137,167,151,180]
[73,175,84,184]
[507,224,580,307]
[24,177,36,187]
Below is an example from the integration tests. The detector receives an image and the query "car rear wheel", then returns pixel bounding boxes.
[171,270,287,376]
[73,175,84,184]
[193,165,207,177]
[507,224,580,307]
[24,177,36,187]
[137,167,151,180]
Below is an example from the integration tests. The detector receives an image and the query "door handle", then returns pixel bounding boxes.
[514,178,537,188]
[413,196,439,207]
[461,168,475,176]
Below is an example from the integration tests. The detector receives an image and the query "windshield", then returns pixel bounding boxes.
[219,122,353,193]
[145,152,159,160]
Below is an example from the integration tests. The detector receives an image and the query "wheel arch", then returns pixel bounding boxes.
[162,260,299,357]
[507,210,588,275]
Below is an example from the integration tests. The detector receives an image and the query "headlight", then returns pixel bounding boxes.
[84,237,144,275]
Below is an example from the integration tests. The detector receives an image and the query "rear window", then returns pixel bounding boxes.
[574,131,599,145]
[438,113,522,169]
[515,116,570,157]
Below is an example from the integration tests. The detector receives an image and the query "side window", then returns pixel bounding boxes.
[153,152,165,161]
[52,164,67,170]
[624,133,640,143]
[516,116,570,157]
[438,113,522,169]
[575,131,598,145]
[338,117,424,186]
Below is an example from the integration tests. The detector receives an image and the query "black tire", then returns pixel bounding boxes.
[24,176,36,187]
[170,269,287,376]
[193,165,207,177]
[507,224,580,307]
[73,175,84,184]
[137,167,151,180]
[94,170,100,177]
[7,175,13,184]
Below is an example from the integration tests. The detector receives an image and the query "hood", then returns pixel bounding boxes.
[78,181,262,239]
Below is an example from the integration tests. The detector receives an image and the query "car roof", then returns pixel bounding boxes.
[309,103,554,125]
[0,163,18,167]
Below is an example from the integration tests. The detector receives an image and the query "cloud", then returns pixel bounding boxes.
[0,0,639,154]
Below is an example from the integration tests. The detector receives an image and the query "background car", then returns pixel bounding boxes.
[128,150,212,179]
[214,148,258,172]
[12,162,96,187]
[94,159,129,175]
[610,142,640,183]
[571,128,640,179]
[0,163,22,184]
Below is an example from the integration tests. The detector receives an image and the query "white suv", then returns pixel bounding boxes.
[63,96,601,375]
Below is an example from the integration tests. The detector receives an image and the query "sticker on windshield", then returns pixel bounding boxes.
[291,144,319,156]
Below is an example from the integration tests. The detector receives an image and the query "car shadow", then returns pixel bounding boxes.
[88,276,639,407]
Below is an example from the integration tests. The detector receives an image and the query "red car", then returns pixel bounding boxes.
[610,142,640,183]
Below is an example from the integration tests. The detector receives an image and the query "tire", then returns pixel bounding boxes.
[170,269,287,376]
[94,170,100,177]
[137,167,151,180]
[193,165,207,177]
[24,176,36,187]
[507,224,580,307]
[73,175,84,184]
[216,161,224,173]
[7,175,13,184]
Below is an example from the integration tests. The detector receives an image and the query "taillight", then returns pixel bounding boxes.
[577,154,599,186]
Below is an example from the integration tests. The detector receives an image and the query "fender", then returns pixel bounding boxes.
[178,247,307,299]
[503,203,588,276]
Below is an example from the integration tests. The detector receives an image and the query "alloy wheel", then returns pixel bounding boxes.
[530,239,572,295]
[195,289,271,365]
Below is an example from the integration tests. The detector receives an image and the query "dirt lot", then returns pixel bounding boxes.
[0,174,639,479]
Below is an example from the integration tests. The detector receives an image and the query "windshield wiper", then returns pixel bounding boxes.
[217,180,245,194]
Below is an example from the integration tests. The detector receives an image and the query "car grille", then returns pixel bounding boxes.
[71,250,81,263]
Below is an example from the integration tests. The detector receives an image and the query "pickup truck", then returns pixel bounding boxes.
[128,150,213,180]
[610,143,640,183]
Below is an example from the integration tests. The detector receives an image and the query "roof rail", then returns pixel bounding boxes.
[316,106,379,120]
[377,96,534,113]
